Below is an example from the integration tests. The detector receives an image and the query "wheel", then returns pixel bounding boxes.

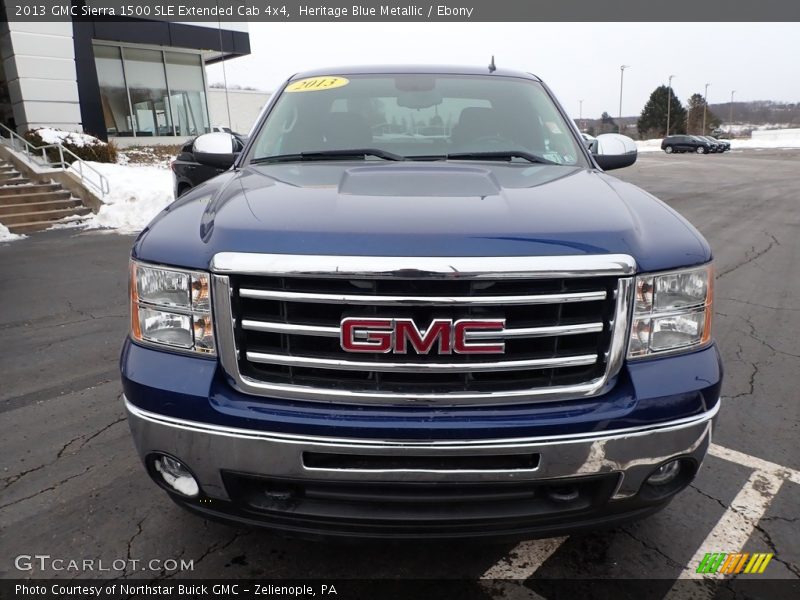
[664,146,674,154]
[696,146,706,154]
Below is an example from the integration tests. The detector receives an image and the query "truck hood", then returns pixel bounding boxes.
[134,162,710,273]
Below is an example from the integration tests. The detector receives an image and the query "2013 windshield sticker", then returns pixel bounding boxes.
[286,76,349,92]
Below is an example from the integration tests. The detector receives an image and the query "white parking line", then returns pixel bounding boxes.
[481,537,567,580]
[480,442,798,589]
[709,444,800,484]
[678,470,784,581]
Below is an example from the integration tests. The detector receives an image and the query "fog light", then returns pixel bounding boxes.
[153,455,200,497]
[647,460,681,486]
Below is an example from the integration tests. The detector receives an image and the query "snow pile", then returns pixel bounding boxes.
[47,215,88,231]
[70,162,173,233]
[635,139,665,153]
[34,128,107,148]
[0,223,25,242]
[730,134,800,149]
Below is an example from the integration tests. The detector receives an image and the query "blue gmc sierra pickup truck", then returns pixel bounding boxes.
[121,66,722,539]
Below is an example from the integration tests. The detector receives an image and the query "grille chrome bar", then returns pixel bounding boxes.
[243,320,340,337]
[245,351,599,373]
[211,254,636,407]
[239,288,607,306]
[241,319,604,339]
[212,252,637,279]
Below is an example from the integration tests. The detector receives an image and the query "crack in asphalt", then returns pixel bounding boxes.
[171,528,251,578]
[0,371,119,414]
[752,522,800,578]
[119,516,148,580]
[33,321,125,354]
[127,517,146,562]
[721,297,800,313]
[0,466,93,510]
[75,417,127,452]
[728,341,760,400]
[152,546,190,581]
[618,527,684,569]
[761,515,800,524]
[0,309,126,331]
[716,233,781,280]
[57,433,90,458]
[0,463,46,491]
[741,323,800,361]
[689,484,729,511]
[1,414,125,492]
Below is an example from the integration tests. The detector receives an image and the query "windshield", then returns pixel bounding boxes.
[248,74,586,166]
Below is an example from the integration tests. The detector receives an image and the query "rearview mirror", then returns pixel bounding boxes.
[193,132,238,169]
[397,90,443,109]
[592,133,637,170]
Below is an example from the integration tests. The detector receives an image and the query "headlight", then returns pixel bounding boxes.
[130,260,215,356]
[628,264,713,358]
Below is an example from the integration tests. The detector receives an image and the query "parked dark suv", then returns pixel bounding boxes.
[171,135,247,198]
[702,136,730,152]
[661,135,712,154]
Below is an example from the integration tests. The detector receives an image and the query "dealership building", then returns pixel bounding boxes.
[0,5,250,143]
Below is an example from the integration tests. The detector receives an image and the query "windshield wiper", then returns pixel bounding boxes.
[252,148,405,164]
[444,151,558,165]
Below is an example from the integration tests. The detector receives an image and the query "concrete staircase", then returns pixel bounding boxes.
[0,159,92,234]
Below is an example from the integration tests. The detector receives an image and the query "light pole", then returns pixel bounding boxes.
[579,99,583,131]
[702,82,710,135]
[686,102,691,134]
[666,75,675,136]
[729,90,736,136]
[618,65,629,133]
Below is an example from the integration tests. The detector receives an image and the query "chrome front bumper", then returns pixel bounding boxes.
[125,397,718,502]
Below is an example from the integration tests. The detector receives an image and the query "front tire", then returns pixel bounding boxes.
[696,146,706,154]
[664,146,674,154]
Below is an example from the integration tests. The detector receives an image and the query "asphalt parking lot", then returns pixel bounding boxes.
[1,149,799,596]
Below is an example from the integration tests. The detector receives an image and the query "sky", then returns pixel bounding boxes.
[205,22,800,120]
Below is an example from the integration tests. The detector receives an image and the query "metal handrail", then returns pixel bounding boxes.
[0,124,110,197]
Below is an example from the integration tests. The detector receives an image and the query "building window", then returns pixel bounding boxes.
[165,52,210,137]
[123,48,172,137]
[94,45,134,136]
[93,43,210,138]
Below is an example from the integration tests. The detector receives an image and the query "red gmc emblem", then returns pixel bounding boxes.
[340,318,506,354]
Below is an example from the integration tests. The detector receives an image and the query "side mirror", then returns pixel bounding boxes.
[193,132,238,169]
[592,133,637,170]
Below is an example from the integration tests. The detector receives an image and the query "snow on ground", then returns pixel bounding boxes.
[0,223,25,242]
[729,137,800,150]
[636,139,665,153]
[70,162,173,234]
[35,128,107,148]
[46,215,90,231]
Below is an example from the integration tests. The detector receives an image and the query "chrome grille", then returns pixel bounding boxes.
[211,254,635,406]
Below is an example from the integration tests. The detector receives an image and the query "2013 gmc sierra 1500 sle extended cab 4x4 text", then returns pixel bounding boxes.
[121,66,722,540]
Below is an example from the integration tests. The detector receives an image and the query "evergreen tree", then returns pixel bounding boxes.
[637,85,687,139]
[599,112,617,134]
[686,93,721,135]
